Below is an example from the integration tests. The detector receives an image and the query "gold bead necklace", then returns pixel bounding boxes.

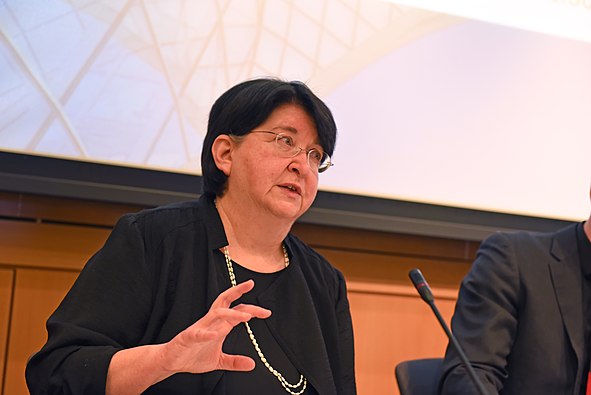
[222,245,308,395]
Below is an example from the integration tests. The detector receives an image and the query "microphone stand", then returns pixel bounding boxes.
[409,268,490,395]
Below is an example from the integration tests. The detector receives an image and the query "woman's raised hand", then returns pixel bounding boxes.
[160,279,270,374]
[106,280,270,395]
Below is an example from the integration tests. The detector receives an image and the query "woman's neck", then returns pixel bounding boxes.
[215,195,292,272]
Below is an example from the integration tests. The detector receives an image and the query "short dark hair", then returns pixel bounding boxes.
[201,77,337,197]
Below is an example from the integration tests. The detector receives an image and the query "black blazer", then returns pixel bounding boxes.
[26,196,356,395]
[440,224,586,395]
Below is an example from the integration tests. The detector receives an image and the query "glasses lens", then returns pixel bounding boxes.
[272,132,332,172]
[275,133,296,155]
[307,149,322,167]
[315,152,332,173]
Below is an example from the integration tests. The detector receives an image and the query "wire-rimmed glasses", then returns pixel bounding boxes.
[250,130,333,173]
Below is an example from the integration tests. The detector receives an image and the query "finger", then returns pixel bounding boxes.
[218,353,256,372]
[211,279,255,309]
[197,307,254,331]
[191,305,271,340]
[233,303,272,319]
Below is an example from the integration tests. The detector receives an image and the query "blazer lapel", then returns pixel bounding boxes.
[258,264,337,395]
[548,225,584,389]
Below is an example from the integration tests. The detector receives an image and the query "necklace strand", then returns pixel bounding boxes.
[222,245,307,395]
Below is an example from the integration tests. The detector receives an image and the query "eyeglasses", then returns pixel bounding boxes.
[250,130,333,173]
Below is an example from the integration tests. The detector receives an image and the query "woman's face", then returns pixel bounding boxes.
[226,103,322,222]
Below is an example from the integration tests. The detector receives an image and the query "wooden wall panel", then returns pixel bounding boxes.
[0,191,144,227]
[0,219,110,270]
[4,269,79,395]
[315,247,471,289]
[348,283,456,395]
[0,269,14,393]
[292,222,480,261]
[0,192,21,218]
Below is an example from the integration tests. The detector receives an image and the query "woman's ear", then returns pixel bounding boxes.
[211,134,234,176]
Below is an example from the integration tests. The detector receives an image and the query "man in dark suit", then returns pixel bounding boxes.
[440,189,591,395]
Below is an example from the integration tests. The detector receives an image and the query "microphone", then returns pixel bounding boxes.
[408,268,490,395]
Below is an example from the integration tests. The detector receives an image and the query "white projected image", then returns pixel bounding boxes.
[1,0,590,221]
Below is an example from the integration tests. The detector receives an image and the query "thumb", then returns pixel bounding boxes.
[218,354,256,372]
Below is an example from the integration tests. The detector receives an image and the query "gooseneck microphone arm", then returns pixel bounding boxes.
[408,268,490,395]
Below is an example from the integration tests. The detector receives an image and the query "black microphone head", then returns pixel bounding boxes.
[408,268,424,285]
[408,268,434,303]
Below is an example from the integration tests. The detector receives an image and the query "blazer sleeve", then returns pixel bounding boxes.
[25,214,155,395]
[440,232,521,395]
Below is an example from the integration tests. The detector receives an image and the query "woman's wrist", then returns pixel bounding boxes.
[106,343,175,395]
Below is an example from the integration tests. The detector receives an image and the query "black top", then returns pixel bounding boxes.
[217,258,318,394]
[25,195,356,395]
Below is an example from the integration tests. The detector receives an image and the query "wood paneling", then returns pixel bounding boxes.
[0,219,110,270]
[318,248,470,289]
[291,223,475,290]
[4,269,79,395]
[0,269,14,392]
[0,191,144,226]
[348,282,456,395]
[292,222,480,260]
[0,192,21,218]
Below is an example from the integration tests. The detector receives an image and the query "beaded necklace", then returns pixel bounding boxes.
[222,245,308,395]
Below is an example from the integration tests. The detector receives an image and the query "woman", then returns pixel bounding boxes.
[25,78,356,395]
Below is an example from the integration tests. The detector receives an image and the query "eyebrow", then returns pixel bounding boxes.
[270,126,298,134]
[270,127,323,151]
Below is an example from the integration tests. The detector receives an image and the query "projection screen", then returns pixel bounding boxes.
[1,0,590,238]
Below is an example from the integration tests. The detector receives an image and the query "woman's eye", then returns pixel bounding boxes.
[279,135,294,147]
[310,150,322,163]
